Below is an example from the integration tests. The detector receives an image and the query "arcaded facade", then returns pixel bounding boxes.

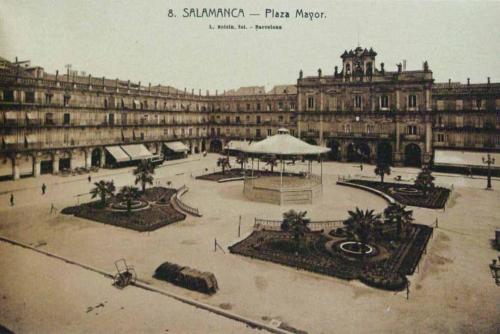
[1,46,499,180]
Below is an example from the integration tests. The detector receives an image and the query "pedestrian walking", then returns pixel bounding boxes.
[10,193,14,206]
[42,183,46,195]
[50,203,57,214]
[88,175,92,183]
[360,164,363,171]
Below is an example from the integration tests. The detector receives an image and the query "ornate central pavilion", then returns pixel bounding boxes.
[241,128,330,205]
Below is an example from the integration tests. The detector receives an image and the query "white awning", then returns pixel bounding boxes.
[105,146,130,163]
[26,112,38,119]
[25,134,37,144]
[225,140,251,152]
[4,111,17,120]
[164,141,189,153]
[2,136,17,144]
[120,144,153,160]
[434,149,500,169]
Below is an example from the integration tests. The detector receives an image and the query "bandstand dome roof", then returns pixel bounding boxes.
[242,128,330,156]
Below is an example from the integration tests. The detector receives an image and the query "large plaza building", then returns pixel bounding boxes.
[1,46,499,180]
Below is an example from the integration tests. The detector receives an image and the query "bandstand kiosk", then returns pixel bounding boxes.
[241,128,330,205]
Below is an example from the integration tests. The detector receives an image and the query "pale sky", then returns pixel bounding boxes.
[1,0,499,92]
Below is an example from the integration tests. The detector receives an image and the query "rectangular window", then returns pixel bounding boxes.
[246,128,250,136]
[344,124,351,133]
[380,95,389,109]
[290,102,295,110]
[246,103,251,111]
[63,113,70,125]
[437,133,445,142]
[267,129,272,136]
[256,129,261,137]
[408,95,417,108]
[456,100,463,111]
[256,103,261,111]
[45,113,54,125]
[355,96,362,108]
[226,116,230,124]
[108,113,114,126]
[406,125,417,135]
[3,90,14,102]
[25,91,35,103]
[278,101,284,110]
[278,115,284,122]
[307,96,315,109]
[63,95,71,107]
[236,116,240,123]
[45,93,53,104]
[256,116,261,124]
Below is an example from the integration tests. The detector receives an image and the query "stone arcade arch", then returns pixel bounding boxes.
[91,148,103,167]
[327,139,341,161]
[346,142,371,163]
[376,141,393,165]
[209,139,223,153]
[404,143,422,167]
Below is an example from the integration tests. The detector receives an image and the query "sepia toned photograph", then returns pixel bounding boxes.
[0,1,499,333]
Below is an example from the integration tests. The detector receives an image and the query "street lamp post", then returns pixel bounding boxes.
[482,153,495,190]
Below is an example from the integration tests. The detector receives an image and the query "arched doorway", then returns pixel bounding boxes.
[377,142,393,165]
[404,143,422,167]
[328,140,340,161]
[91,148,102,167]
[347,142,371,163]
[209,139,223,153]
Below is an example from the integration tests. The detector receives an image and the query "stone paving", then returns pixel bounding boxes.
[0,153,499,333]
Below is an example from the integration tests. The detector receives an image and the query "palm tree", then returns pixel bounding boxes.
[217,156,231,174]
[133,159,155,193]
[374,161,391,184]
[281,210,310,252]
[236,152,248,170]
[262,154,278,172]
[415,167,435,195]
[344,207,382,257]
[118,186,141,215]
[90,180,116,207]
[383,203,414,239]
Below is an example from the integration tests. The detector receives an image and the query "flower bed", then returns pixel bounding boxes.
[61,187,185,232]
[229,223,433,291]
[347,180,450,209]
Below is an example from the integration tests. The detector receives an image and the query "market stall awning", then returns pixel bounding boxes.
[434,149,500,169]
[24,134,37,144]
[120,144,153,160]
[105,146,130,163]
[225,140,251,152]
[242,128,330,156]
[2,136,17,145]
[26,112,38,119]
[164,141,189,153]
[4,111,17,120]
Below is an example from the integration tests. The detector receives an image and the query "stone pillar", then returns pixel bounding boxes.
[12,157,20,180]
[425,88,431,111]
[85,149,92,169]
[394,120,403,166]
[100,149,105,167]
[424,120,433,164]
[52,154,60,174]
[396,89,400,110]
[33,156,41,177]
[319,114,324,146]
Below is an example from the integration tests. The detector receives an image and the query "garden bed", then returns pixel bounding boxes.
[229,223,433,291]
[196,168,301,182]
[347,179,450,209]
[61,187,185,232]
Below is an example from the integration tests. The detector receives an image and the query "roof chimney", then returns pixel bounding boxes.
[467,78,470,86]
